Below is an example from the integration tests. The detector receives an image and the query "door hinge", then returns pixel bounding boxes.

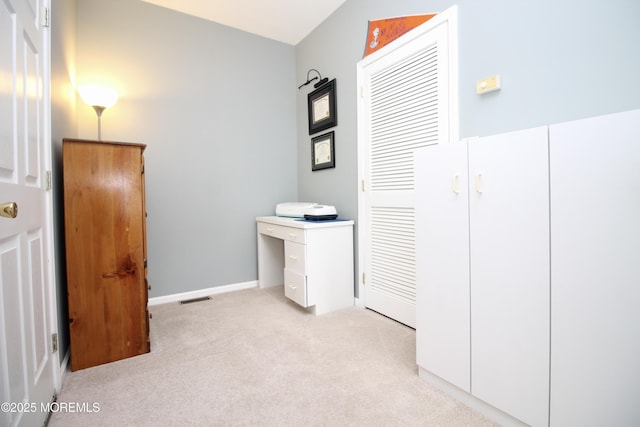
[45,170,52,191]
[42,7,50,28]
[361,179,365,192]
[141,163,145,174]
[362,272,366,285]
[51,333,58,353]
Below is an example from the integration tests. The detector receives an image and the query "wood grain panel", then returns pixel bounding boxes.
[63,139,149,371]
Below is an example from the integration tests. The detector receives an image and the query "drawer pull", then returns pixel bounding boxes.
[475,172,483,193]
[266,227,275,233]
[288,233,297,238]
[288,284,297,290]
[288,255,298,260]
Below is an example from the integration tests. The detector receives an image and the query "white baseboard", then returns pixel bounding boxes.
[418,367,527,427]
[148,280,258,306]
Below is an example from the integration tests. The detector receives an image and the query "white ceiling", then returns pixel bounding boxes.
[140,0,348,45]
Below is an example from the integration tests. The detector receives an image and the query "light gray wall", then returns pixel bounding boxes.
[51,0,78,366]
[60,0,640,303]
[295,0,640,295]
[75,0,297,297]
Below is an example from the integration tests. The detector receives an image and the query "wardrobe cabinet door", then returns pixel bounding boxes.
[415,142,471,392]
[549,110,640,426]
[469,127,550,427]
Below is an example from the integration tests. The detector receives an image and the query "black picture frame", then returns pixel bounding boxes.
[307,79,337,135]
[311,131,335,171]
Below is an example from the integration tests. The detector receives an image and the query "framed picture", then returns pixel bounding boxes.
[311,131,335,171]
[307,79,337,135]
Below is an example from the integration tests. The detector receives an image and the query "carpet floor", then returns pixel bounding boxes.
[48,286,496,426]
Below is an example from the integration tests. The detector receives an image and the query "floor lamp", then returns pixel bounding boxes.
[78,85,119,140]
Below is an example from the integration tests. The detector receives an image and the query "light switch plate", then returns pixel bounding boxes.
[477,75,501,94]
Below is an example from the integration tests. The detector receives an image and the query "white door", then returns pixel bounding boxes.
[357,7,458,327]
[549,109,640,426]
[469,127,550,427]
[0,1,58,426]
[415,142,470,392]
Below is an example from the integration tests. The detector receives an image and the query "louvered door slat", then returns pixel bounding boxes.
[369,206,416,305]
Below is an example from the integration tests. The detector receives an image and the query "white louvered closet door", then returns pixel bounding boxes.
[357,9,457,327]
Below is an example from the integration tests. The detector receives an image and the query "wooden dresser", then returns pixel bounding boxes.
[63,138,150,371]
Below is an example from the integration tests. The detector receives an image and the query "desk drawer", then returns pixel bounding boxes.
[285,241,306,274]
[257,222,306,243]
[284,269,308,307]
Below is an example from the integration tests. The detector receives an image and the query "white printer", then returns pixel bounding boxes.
[275,202,316,218]
[275,202,338,220]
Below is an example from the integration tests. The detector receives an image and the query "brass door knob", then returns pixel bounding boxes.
[1,202,18,219]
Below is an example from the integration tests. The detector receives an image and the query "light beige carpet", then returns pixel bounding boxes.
[48,286,496,426]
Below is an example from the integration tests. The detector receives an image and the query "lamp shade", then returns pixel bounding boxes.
[78,85,119,108]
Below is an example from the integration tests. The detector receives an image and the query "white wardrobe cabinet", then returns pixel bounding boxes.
[417,109,640,426]
[415,126,550,427]
[549,109,640,426]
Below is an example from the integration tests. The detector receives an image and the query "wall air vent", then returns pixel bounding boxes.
[179,296,212,305]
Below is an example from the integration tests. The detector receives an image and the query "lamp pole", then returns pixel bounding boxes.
[92,105,106,140]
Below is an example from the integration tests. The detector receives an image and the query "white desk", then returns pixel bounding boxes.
[256,216,354,315]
